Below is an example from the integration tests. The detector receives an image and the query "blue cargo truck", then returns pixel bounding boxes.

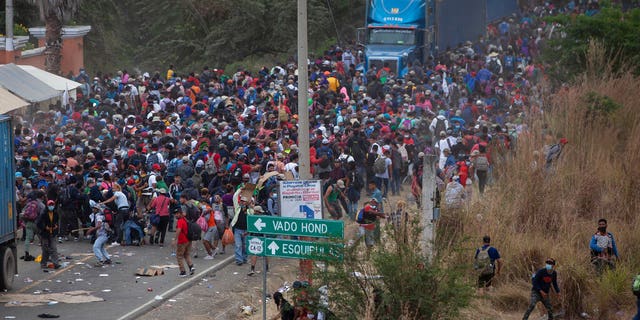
[359,0,519,77]
[0,115,17,290]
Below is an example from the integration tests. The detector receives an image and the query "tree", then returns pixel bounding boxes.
[541,4,640,84]
[31,0,82,75]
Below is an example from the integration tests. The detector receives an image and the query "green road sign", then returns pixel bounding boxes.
[246,236,343,261]
[246,215,344,239]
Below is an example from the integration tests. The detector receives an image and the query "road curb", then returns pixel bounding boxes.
[117,254,234,320]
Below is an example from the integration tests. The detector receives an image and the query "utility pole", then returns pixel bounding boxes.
[297,0,310,180]
[5,0,14,51]
[421,154,437,259]
[296,0,314,288]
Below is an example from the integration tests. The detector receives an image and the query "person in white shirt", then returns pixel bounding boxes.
[100,183,130,245]
[434,131,457,169]
[374,149,393,198]
[284,154,299,180]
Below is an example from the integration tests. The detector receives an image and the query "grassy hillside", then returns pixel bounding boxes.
[460,44,640,319]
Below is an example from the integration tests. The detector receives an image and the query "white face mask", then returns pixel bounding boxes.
[48,206,55,211]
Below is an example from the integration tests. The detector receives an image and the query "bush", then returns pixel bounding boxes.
[313,215,474,319]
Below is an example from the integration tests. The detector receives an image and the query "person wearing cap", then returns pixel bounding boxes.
[147,188,172,246]
[21,191,44,262]
[429,110,450,137]
[545,137,568,170]
[522,258,560,320]
[173,207,195,277]
[100,183,130,245]
[323,179,347,220]
[435,129,457,170]
[36,200,61,269]
[57,177,83,243]
[247,205,269,276]
[444,175,466,209]
[474,235,503,294]
[374,149,393,198]
[87,202,113,265]
[230,193,252,265]
[357,198,386,250]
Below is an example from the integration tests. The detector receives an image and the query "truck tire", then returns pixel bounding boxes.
[0,246,16,290]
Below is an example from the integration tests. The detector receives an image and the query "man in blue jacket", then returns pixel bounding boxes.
[523,258,560,320]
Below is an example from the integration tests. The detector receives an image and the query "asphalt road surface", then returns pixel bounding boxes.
[1,234,301,320]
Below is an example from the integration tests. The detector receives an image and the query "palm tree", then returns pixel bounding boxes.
[31,0,82,74]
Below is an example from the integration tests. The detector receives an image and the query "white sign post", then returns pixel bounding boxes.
[278,180,323,219]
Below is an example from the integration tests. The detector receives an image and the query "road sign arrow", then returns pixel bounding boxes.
[267,241,280,255]
[299,205,315,218]
[254,218,266,231]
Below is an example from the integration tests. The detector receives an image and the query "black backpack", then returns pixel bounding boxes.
[185,202,201,222]
[59,186,72,208]
[488,59,500,74]
[186,220,202,241]
[350,171,364,190]
[231,165,243,183]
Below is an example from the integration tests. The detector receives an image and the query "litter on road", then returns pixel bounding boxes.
[0,290,104,307]
[136,267,165,276]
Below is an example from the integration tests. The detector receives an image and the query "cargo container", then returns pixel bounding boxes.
[0,115,17,290]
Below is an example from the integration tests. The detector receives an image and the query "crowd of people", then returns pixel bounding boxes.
[12,0,640,318]
[13,0,560,271]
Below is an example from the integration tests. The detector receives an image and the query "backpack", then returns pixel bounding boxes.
[434,118,446,137]
[278,107,288,122]
[633,274,640,297]
[22,200,39,221]
[59,186,72,207]
[350,171,364,190]
[488,59,500,74]
[317,147,333,169]
[170,85,180,100]
[374,156,387,174]
[185,201,201,222]
[474,247,494,276]
[474,156,489,172]
[146,152,160,171]
[379,69,389,84]
[402,118,413,130]
[231,165,243,183]
[356,208,365,224]
[186,220,202,241]
[192,172,203,189]
[166,158,180,176]
[205,154,218,175]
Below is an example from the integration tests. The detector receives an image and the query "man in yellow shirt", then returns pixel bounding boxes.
[167,64,175,80]
[327,73,340,93]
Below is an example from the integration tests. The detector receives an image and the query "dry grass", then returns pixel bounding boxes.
[460,43,640,318]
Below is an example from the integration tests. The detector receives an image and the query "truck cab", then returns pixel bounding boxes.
[358,0,427,79]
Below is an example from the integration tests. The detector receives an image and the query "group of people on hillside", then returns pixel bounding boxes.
[474,217,624,320]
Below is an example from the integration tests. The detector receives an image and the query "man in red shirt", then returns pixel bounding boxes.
[173,210,194,277]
